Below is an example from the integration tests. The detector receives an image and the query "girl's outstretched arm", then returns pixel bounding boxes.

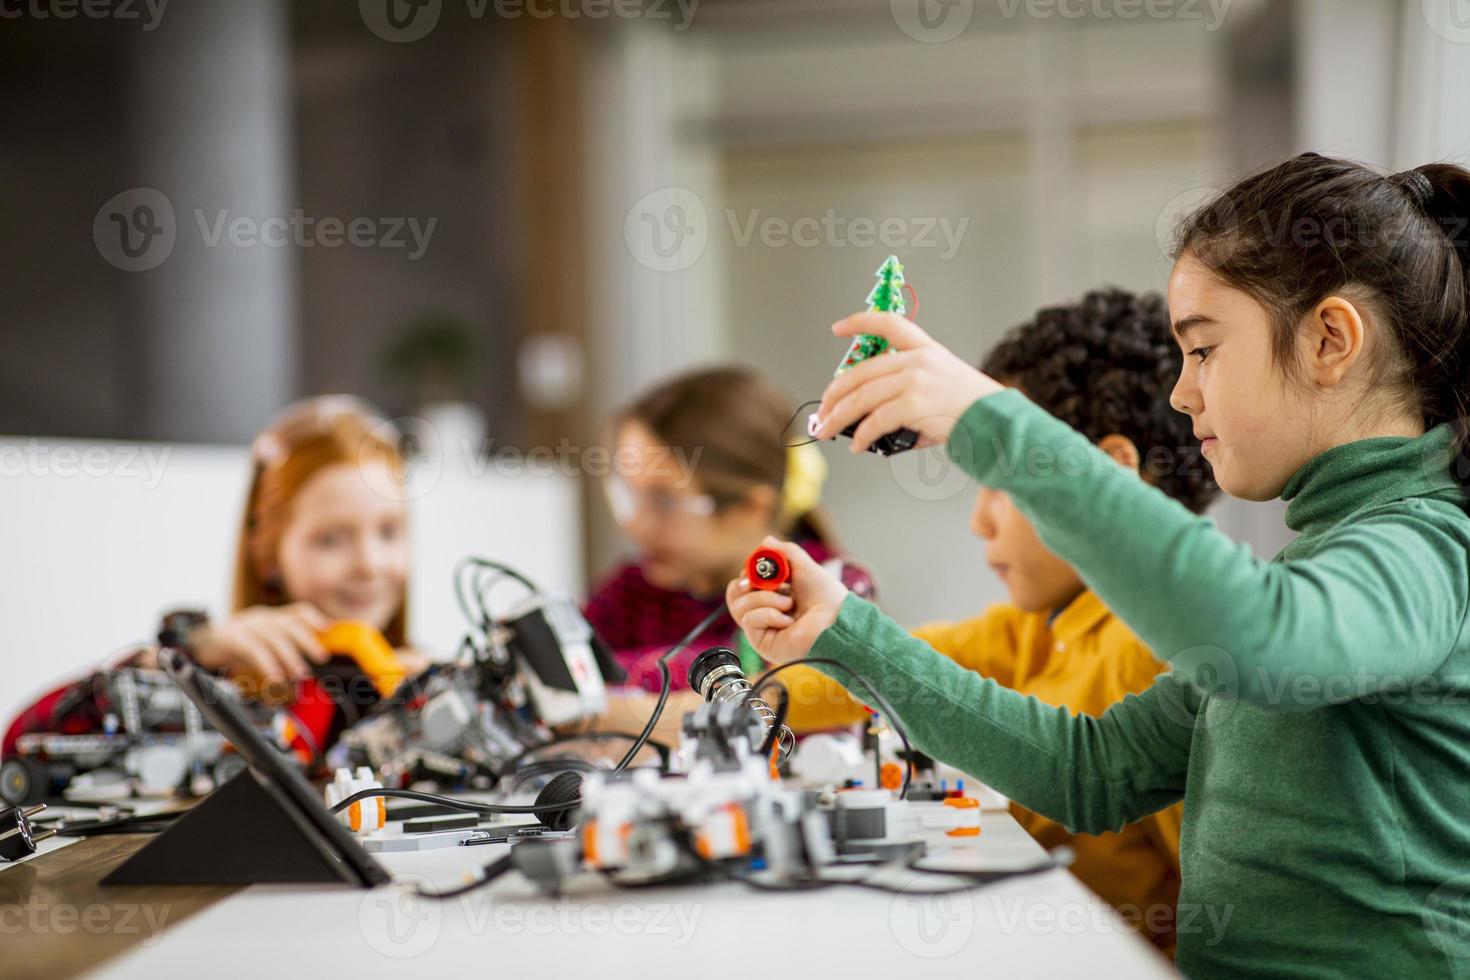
[729,541,1193,835]
[810,592,1195,835]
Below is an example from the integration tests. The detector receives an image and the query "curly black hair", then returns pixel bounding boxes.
[981,287,1219,514]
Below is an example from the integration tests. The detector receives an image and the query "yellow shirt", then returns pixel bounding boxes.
[777,590,1182,950]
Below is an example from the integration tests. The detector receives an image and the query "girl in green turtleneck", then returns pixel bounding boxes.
[730,155,1470,979]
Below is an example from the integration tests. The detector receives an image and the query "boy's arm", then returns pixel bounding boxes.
[949,391,1470,706]
[809,593,1194,834]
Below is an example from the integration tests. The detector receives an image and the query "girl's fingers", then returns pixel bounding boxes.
[288,602,332,632]
[816,347,911,422]
[815,372,910,445]
[831,311,936,350]
[281,618,329,664]
[848,396,917,455]
[245,622,309,680]
[729,588,794,623]
[744,607,795,632]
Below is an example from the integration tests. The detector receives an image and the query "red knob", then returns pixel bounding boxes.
[745,547,791,591]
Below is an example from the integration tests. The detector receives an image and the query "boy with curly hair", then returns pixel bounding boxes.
[777,287,1217,951]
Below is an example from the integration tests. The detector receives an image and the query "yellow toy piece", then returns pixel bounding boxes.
[317,621,407,699]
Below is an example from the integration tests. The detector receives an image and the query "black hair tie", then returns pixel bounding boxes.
[1394,169,1435,209]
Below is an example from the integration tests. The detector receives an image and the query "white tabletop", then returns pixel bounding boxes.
[86,807,1178,979]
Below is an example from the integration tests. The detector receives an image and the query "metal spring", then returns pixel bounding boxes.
[709,679,796,762]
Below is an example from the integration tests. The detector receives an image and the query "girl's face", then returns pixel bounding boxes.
[609,421,774,596]
[275,461,409,631]
[1167,252,1320,501]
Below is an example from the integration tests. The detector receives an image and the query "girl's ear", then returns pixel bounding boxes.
[1096,433,1141,473]
[1305,295,1367,388]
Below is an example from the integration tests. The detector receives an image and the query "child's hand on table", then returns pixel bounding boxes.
[813,312,1005,453]
[726,537,848,665]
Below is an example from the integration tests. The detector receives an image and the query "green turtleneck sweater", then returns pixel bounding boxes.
[807,390,1470,979]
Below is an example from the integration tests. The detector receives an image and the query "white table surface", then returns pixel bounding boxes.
[66,806,1178,979]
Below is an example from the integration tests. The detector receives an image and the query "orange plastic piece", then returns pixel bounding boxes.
[317,622,407,699]
[943,795,981,835]
[879,761,904,791]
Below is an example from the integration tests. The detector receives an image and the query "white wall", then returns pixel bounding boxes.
[0,438,582,734]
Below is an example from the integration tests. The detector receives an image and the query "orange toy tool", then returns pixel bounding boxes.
[745,547,791,591]
[282,623,407,764]
[315,622,407,699]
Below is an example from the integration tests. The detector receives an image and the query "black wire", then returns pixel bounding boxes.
[611,604,730,774]
[496,731,673,787]
[781,399,824,449]
[330,786,578,817]
[752,658,914,800]
[836,859,1059,895]
[453,556,540,636]
[755,681,790,758]
[415,854,515,899]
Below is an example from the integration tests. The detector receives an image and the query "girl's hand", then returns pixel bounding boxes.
[726,538,848,665]
[813,312,1006,453]
[193,602,331,687]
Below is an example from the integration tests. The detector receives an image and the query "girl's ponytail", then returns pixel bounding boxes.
[1406,163,1470,481]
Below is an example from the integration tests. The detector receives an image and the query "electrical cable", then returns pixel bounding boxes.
[751,658,915,799]
[496,731,673,787]
[611,604,730,775]
[329,786,579,817]
[415,854,515,899]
